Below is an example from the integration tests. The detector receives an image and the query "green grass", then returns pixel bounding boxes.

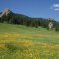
[0,23,59,59]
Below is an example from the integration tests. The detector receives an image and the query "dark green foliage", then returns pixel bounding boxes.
[55,22,59,31]
[0,11,59,31]
[5,44,18,53]
[30,19,39,28]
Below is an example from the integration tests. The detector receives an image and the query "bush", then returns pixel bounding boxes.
[55,22,59,31]
[5,44,18,53]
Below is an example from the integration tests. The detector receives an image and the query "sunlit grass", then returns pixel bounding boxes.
[0,23,59,59]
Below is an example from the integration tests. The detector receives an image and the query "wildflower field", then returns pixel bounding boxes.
[0,23,59,59]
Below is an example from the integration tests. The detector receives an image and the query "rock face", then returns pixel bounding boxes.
[0,8,11,17]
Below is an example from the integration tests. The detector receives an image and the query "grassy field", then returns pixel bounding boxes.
[0,23,59,59]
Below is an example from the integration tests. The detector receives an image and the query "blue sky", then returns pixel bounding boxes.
[0,0,59,21]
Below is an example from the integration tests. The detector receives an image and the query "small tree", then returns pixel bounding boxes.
[55,22,59,31]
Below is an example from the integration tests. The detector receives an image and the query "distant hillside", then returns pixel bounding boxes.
[0,8,59,31]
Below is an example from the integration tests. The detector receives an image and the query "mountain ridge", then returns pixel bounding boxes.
[0,8,11,17]
[0,8,59,31]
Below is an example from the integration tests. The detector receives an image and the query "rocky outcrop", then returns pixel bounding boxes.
[0,8,11,17]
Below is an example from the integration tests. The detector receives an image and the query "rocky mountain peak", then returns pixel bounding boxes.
[0,8,11,17]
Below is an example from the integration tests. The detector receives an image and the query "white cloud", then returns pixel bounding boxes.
[53,4,59,8]
[54,8,59,11]
[51,4,59,11]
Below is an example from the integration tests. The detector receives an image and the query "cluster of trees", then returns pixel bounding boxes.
[0,11,59,31]
[55,22,59,31]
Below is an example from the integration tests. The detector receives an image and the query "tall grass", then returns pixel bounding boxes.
[0,23,59,59]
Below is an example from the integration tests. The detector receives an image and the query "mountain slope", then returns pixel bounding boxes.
[0,8,59,31]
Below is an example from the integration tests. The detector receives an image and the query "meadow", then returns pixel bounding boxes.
[0,23,59,59]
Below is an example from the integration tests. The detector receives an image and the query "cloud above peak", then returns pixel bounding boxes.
[51,4,59,11]
[53,4,59,8]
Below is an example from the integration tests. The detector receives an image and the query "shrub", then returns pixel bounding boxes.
[55,22,59,31]
[5,43,18,53]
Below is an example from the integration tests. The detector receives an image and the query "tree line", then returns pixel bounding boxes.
[0,12,59,31]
